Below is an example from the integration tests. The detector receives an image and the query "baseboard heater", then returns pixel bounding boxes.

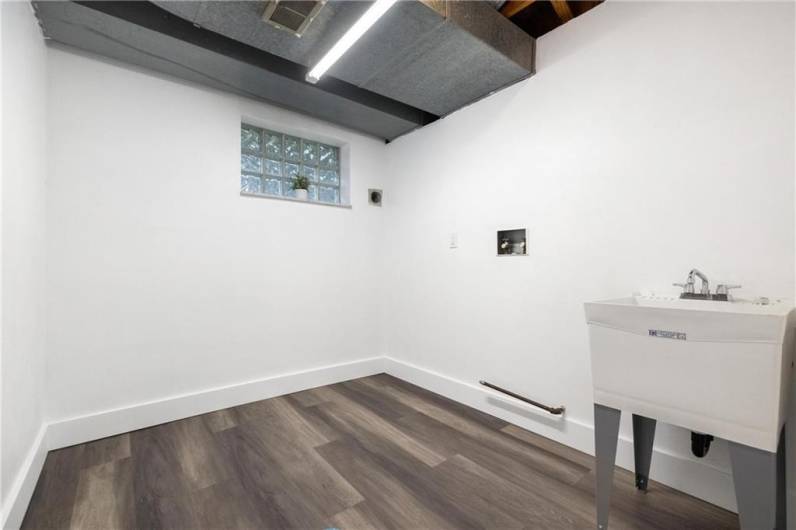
[479,380,566,415]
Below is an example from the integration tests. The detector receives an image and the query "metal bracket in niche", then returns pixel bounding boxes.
[497,228,527,256]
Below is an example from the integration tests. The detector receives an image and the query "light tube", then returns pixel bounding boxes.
[306,0,398,84]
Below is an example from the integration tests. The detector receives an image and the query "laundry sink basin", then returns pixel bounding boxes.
[584,295,796,451]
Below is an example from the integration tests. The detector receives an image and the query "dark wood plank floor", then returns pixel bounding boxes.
[22,374,739,529]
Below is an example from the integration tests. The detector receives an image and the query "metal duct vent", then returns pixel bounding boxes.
[262,1,326,37]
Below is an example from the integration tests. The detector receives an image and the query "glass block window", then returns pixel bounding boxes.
[241,123,341,204]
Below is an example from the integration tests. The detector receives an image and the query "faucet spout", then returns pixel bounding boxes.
[687,268,710,296]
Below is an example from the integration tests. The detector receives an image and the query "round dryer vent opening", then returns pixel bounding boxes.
[369,189,383,207]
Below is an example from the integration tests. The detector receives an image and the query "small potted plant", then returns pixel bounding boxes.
[292,174,310,201]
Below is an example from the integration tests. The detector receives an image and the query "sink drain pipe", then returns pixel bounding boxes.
[691,432,714,458]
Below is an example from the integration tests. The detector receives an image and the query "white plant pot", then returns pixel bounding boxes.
[295,189,308,201]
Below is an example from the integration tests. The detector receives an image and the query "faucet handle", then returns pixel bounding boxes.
[673,282,694,294]
[715,284,741,295]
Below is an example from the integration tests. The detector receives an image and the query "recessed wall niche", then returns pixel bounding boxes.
[497,228,527,256]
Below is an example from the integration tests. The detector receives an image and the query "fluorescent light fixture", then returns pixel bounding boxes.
[306,0,397,84]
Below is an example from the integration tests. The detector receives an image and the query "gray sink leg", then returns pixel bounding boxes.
[632,414,656,491]
[777,428,786,530]
[595,404,621,530]
[729,426,786,529]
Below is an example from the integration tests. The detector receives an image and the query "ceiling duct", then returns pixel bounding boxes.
[261,0,326,37]
[153,1,536,117]
[32,1,536,141]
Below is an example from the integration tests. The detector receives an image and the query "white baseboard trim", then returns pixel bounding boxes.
[47,356,385,449]
[3,356,385,530]
[2,425,48,530]
[383,356,737,512]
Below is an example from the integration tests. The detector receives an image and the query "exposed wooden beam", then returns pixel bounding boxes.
[500,0,536,18]
[550,0,573,22]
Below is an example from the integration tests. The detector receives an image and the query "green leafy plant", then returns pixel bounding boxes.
[292,174,310,191]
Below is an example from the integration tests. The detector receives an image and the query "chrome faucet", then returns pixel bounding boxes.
[673,269,741,301]
[714,283,742,301]
[674,268,710,299]
[689,268,710,296]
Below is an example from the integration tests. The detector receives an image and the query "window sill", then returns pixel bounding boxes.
[240,191,352,209]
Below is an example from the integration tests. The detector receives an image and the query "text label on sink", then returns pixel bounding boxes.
[648,329,687,340]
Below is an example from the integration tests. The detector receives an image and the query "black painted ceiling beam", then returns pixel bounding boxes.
[29,0,436,139]
[74,1,438,129]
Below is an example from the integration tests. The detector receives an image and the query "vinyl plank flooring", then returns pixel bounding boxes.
[21,445,86,530]
[212,425,305,529]
[245,416,364,513]
[80,435,131,469]
[259,395,330,447]
[70,459,135,530]
[332,505,382,530]
[333,378,419,419]
[315,398,447,467]
[288,386,333,407]
[574,467,739,530]
[129,424,197,529]
[134,491,196,530]
[185,478,265,530]
[394,410,623,527]
[501,424,595,469]
[397,405,590,485]
[202,408,237,433]
[216,414,363,527]
[503,424,737,529]
[169,415,232,490]
[312,409,497,529]
[283,394,343,442]
[227,398,275,424]
[22,374,739,530]
[133,479,264,530]
[129,422,192,500]
[365,373,511,430]
[316,436,462,530]
[437,454,585,529]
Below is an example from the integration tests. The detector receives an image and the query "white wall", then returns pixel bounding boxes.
[384,0,795,510]
[0,0,48,517]
[45,48,387,421]
[6,0,795,518]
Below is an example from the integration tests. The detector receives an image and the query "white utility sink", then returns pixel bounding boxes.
[585,295,795,452]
